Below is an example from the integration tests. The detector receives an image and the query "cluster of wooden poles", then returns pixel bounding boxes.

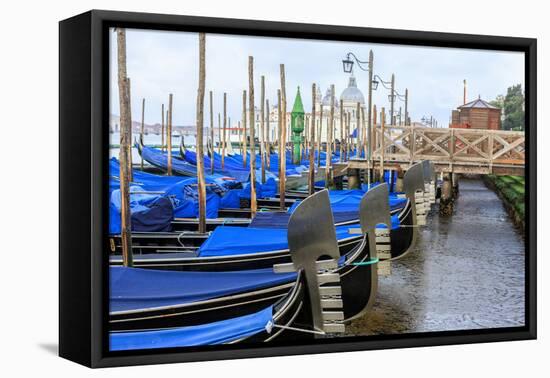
[115,29,405,266]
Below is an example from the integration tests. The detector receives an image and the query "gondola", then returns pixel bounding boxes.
[180,138,408,213]
[109,153,406,234]
[136,139,316,209]
[111,208,330,350]
[110,284,306,350]
[137,141,252,182]
[181,137,338,193]
[109,162,426,268]
[109,187,389,335]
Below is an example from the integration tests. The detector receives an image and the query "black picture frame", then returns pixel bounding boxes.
[59,9,536,368]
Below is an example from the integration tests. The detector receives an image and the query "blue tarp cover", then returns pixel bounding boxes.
[109,158,247,233]
[141,145,252,182]
[109,187,174,234]
[110,305,273,351]
[110,267,296,312]
[286,190,407,215]
[239,178,277,200]
[183,149,284,179]
[249,210,351,228]
[198,225,359,257]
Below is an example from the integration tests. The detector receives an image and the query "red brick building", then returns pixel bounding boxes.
[450,97,502,130]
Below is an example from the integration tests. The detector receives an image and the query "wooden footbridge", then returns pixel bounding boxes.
[347,125,525,176]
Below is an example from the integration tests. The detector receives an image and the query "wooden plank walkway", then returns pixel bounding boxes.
[347,125,525,176]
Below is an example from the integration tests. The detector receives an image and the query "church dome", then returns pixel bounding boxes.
[340,74,365,104]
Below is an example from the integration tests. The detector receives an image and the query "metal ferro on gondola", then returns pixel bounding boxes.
[277,189,345,334]
[353,183,392,318]
[403,162,426,251]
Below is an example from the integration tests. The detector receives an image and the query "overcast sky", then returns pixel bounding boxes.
[109,28,524,127]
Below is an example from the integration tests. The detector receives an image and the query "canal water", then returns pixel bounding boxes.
[347,177,525,335]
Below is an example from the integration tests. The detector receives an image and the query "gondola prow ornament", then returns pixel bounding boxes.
[354,183,392,317]
[404,162,427,247]
[275,189,344,334]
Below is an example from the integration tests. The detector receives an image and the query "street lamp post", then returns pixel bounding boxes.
[342,50,375,184]
[367,51,374,185]
[342,52,410,184]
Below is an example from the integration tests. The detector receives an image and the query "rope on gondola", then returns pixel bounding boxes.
[176,230,200,247]
[352,257,379,266]
[270,323,327,335]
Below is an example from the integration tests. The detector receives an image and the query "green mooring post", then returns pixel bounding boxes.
[291,87,305,164]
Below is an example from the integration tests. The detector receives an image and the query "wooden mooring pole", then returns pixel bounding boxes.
[161,103,165,152]
[371,104,378,182]
[265,99,271,171]
[210,91,214,175]
[167,93,173,175]
[395,166,404,192]
[248,56,257,217]
[361,106,367,159]
[125,78,133,182]
[140,98,145,170]
[346,112,351,161]
[196,33,207,234]
[238,121,242,155]
[317,101,323,168]
[339,99,344,162]
[379,107,385,181]
[260,75,266,183]
[356,102,361,157]
[265,99,271,169]
[452,172,460,197]
[116,28,133,267]
[242,90,247,167]
[222,93,227,169]
[217,112,221,154]
[348,107,361,188]
[277,89,282,171]
[279,65,287,210]
[439,172,454,215]
[325,84,334,188]
[308,83,316,195]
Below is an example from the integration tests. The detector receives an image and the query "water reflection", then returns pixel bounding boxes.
[347,178,525,335]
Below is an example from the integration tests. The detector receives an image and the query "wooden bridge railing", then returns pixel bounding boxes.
[357,125,525,176]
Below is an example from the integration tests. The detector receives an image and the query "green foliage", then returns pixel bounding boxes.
[499,176,515,184]
[502,187,520,203]
[494,179,507,190]
[514,202,525,218]
[490,95,504,109]
[511,183,525,195]
[510,176,525,185]
[491,175,524,221]
[501,84,525,131]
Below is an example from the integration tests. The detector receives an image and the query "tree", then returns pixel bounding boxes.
[494,84,525,131]
[490,95,504,109]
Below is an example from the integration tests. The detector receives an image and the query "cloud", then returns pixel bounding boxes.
[110,28,524,127]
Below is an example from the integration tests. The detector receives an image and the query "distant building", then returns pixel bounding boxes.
[450,97,502,130]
